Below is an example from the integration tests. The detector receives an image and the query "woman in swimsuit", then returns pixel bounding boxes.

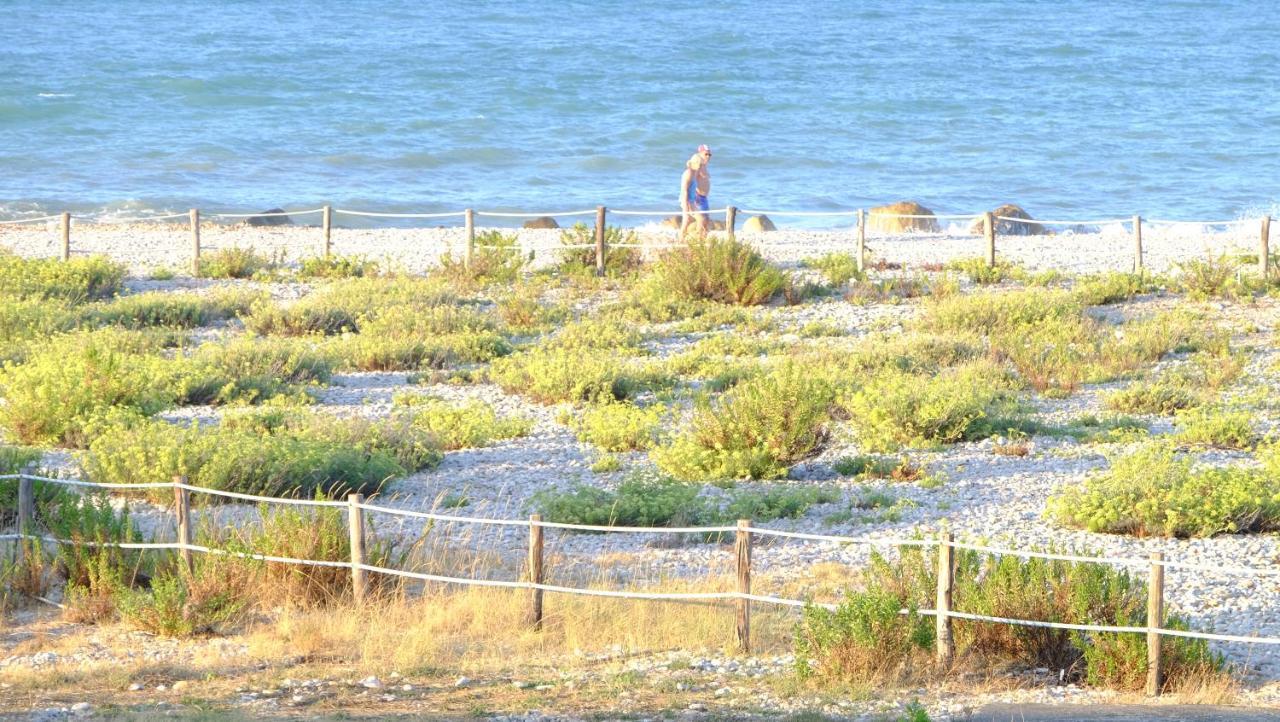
[679,145,712,240]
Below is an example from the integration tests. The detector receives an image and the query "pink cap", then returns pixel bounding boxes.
[697,144,712,154]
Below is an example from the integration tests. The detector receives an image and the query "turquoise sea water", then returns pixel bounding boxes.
[2,1,1279,226]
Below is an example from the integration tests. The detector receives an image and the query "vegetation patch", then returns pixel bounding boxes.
[489,347,667,405]
[199,247,275,279]
[648,235,787,306]
[410,399,532,450]
[569,402,665,452]
[1048,441,1280,537]
[298,254,380,279]
[0,251,125,302]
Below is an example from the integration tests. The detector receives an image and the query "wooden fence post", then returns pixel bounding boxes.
[856,209,866,273]
[16,465,35,568]
[736,519,752,654]
[60,212,71,262]
[189,209,201,277]
[348,493,367,604]
[322,205,333,258]
[984,211,996,267]
[1260,215,1271,281]
[726,206,737,240]
[173,475,193,577]
[464,209,475,271]
[527,514,544,630]
[1132,215,1144,274]
[595,205,607,276]
[1146,552,1165,696]
[935,529,955,668]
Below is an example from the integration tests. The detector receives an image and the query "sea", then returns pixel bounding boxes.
[2,0,1279,228]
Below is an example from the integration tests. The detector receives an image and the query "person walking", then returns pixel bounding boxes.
[679,144,712,240]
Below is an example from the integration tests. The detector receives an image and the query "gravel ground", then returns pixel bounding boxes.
[4,222,1280,713]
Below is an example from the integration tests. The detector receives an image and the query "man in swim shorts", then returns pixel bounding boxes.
[680,144,712,240]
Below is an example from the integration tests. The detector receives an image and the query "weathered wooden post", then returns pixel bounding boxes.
[726,206,737,240]
[1133,215,1144,274]
[173,475,193,577]
[1146,552,1165,696]
[984,211,996,268]
[856,209,866,273]
[1260,216,1272,281]
[322,205,333,258]
[736,519,752,653]
[16,464,35,568]
[935,529,955,668]
[60,212,71,261]
[188,209,201,276]
[348,493,367,604]
[464,209,475,271]
[527,514,544,630]
[595,205,607,276]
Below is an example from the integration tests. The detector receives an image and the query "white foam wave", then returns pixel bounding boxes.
[37,92,74,98]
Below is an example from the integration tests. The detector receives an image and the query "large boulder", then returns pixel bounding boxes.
[246,208,292,227]
[742,215,776,232]
[969,204,1044,236]
[867,201,939,233]
[523,216,559,230]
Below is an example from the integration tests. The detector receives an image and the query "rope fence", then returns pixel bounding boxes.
[1,203,1272,280]
[4,472,1279,694]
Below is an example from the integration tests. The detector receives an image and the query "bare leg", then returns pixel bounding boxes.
[696,212,709,240]
[680,209,694,241]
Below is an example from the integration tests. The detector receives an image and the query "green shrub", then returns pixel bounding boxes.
[571,402,665,452]
[655,365,835,481]
[411,399,532,450]
[0,329,179,446]
[946,257,1011,285]
[116,565,245,636]
[79,413,438,501]
[495,283,569,331]
[845,275,940,305]
[1173,407,1256,449]
[832,454,897,478]
[242,296,361,336]
[199,247,274,279]
[306,275,458,318]
[298,254,380,279]
[797,320,848,338]
[46,492,146,591]
[1048,441,1280,537]
[0,298,85,360]
[919,289,1081,336]
[1104,379,1200,415]
[546,318,647,353]
[177,336,334,405]
[89,289,260,329]
[801,252,865,287]
[0,251,125,302]
[1177,255,1253,300]
[724,486,840,522]
[335,329,511,372]
[1073,272,1153,306]
[437,230,526,284]
[841,363,1023,452]
[649,235,787,306]
[795,582,933,683]
[490,347,663,404]
[558,223,643,276]
[532,474,707,528]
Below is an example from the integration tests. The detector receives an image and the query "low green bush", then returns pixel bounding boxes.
[546,318,647,353]
[532,474,706,528]
[177,336,334,405]
[242,296,361,336]
[0,251,125,302]
[946,257,1012,285]
[116,565,245,636]
[0,329,179,446]
[199,247,274,279]
[298,254,380,279]
[1048,441,1280,537]
[411,399,532,450]
[436,230,526,285]
[89,289,260,329]
[801,252,865,287]
[648,235,787,306]
[489,347,664,404]
[1177,255,1253,300]
[334,330,510,372]
[655,365,835,481]
[1104,379,1201,415]
[724,485,840,522]
[79,412,438,501]
[558,223,643,276]
[0,298,84,362]
[1073,272,1153,306]
[797,544,1223,690]
[845,275,941,305]
[571,402,665,452]
[841,362,1024,452]
[919,289,1081,336]
[1173,407,1256,449]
